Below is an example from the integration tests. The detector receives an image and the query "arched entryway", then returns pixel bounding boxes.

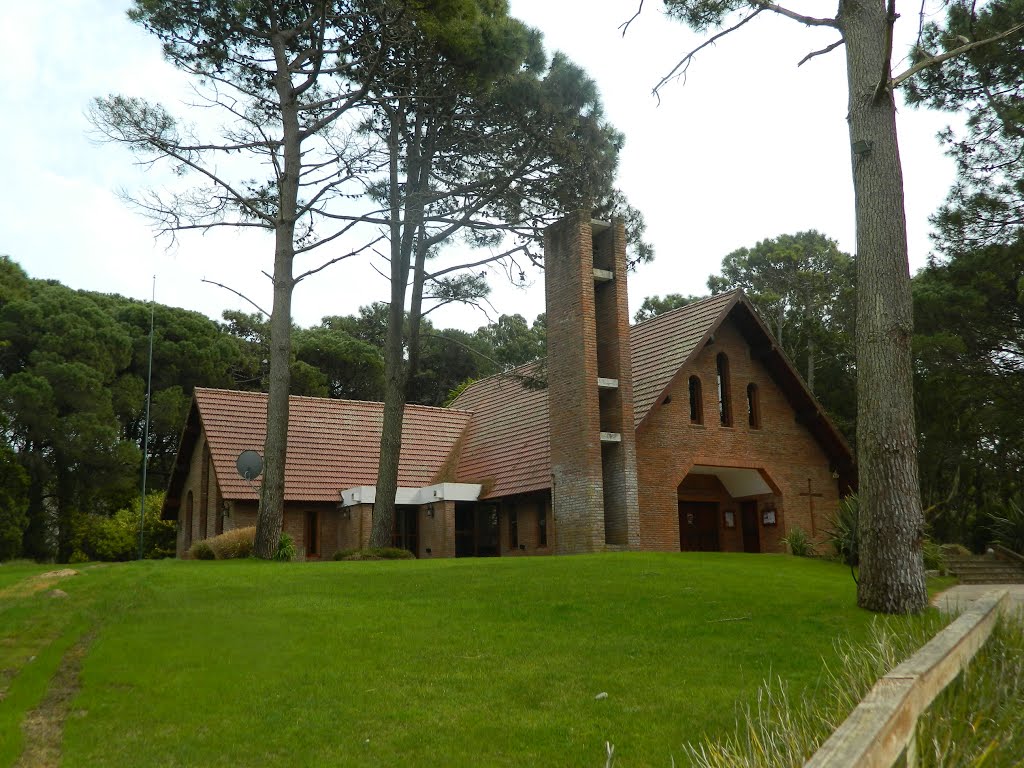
[677,465,780,553]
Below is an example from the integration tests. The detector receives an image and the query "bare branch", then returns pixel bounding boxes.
[618,0,644,37]
[201,279,269,317]
[891,22,1024,90]
[749,1,837,28]
[426,243,530,281]
[875,0,899,101]
[798,39,844,67]
[293,235,384,283]
[654,9,765,101]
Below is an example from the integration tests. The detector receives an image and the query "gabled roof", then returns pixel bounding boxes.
[451,290,853,498]
[163,389,472,516]
[630,292,737,425]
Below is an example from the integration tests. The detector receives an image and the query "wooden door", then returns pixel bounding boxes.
[679,502,720,552]
[740,501,760,553]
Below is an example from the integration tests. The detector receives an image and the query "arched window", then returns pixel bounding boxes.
[688,376,703,424]
[716,353,732,426]
[747,383,761,429]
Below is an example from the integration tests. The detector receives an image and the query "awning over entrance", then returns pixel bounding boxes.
[686,466,772,498]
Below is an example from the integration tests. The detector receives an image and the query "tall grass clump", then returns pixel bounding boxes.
[781,527,815,557]
[682,614,944,767]
[206,526,255,559]
[683,611,1024,767]
[916,613,1024,764]
[989,495,1024,554]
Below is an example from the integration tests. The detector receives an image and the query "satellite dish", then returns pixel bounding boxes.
[236,450,263,481]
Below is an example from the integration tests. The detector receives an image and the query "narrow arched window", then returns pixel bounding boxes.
[717,353,732,426]
[688,376,703,424]
[747,383,761,429]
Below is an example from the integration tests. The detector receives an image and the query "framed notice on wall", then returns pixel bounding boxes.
[762,507,777,526]
[723,510,735,528]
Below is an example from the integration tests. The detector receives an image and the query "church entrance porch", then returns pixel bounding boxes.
[676,465,780,553]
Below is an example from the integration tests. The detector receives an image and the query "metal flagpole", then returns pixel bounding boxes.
[138,275,156,561]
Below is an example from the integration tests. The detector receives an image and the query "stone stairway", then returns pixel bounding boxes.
[947,553,1024,585]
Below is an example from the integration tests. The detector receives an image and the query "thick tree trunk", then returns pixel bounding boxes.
[254,32,299,560]
[840,0,927,613]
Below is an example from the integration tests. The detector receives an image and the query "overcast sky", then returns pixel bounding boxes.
[2,1,959,332]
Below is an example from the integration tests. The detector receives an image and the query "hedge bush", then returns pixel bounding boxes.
[190,540,216,560]
[206,526,256,560]
[72,492,176,561]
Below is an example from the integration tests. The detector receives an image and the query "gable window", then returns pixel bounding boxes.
[716,353,732,426]
[537,501,548,547]
[747,383,761,429]
[688,376,703,424]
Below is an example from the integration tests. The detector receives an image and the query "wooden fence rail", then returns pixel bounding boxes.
[804,589,1009,768]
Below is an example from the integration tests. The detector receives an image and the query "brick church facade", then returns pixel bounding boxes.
[163,212,854,559]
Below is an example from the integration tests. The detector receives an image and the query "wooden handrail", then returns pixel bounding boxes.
[804,589,1008,767]
[992,543,1024,565]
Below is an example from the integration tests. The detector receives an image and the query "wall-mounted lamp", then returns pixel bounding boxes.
[341,507,351,520]
[221,500,231,518]
[831,467,840,479]
[426,504,435,518]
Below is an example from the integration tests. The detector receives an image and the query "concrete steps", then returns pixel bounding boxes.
[947,555,1024,585]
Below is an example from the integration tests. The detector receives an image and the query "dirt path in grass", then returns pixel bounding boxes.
[14,633,93,768]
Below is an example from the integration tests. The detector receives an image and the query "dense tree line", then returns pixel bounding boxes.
[0,256,544,562]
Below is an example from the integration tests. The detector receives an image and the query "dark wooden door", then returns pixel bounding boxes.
[679,502,720,552]
[740,501,760,553]
[454,503,499,557]
[392,506,418,556]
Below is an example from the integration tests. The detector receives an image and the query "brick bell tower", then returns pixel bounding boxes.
[544,211,641,553]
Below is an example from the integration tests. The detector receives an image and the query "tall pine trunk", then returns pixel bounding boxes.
[254,31,300,559]
[840,0,926,613]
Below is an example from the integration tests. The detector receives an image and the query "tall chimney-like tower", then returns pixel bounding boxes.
[544,212,640,553]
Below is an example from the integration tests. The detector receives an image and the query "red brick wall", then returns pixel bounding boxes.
[636,318,841,553]
[176,430,225,558]
[545,213,640,553]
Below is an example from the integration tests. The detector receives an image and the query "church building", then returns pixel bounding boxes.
[162,212,854,559]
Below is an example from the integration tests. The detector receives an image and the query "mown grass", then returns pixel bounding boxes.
[1,553,940,767]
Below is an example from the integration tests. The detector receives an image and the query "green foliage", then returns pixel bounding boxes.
[189,540,215,560]
[333,547,416,561]
[827,494,860,568]
[72,492,175,562]
[912,237,1024,547]
[274,533,296,562]
[989,496,1024,554]
[633,293,701,323]
[781,527,815,558]
[206,526,255,560]
[0,441,29,561]
[905,0,1024,253]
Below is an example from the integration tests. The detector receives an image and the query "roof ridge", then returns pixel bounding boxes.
[629,289,742,332]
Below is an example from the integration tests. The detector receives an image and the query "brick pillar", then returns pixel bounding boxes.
[545,212,640,553]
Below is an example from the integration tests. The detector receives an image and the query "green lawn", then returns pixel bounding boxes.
[1,553,935,767]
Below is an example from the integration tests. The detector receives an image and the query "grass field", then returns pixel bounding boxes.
[0,553,937,767]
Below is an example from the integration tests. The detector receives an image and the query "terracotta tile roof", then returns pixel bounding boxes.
[629,292,739,427]
[449,365,550,500]
[194,388,472,502]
